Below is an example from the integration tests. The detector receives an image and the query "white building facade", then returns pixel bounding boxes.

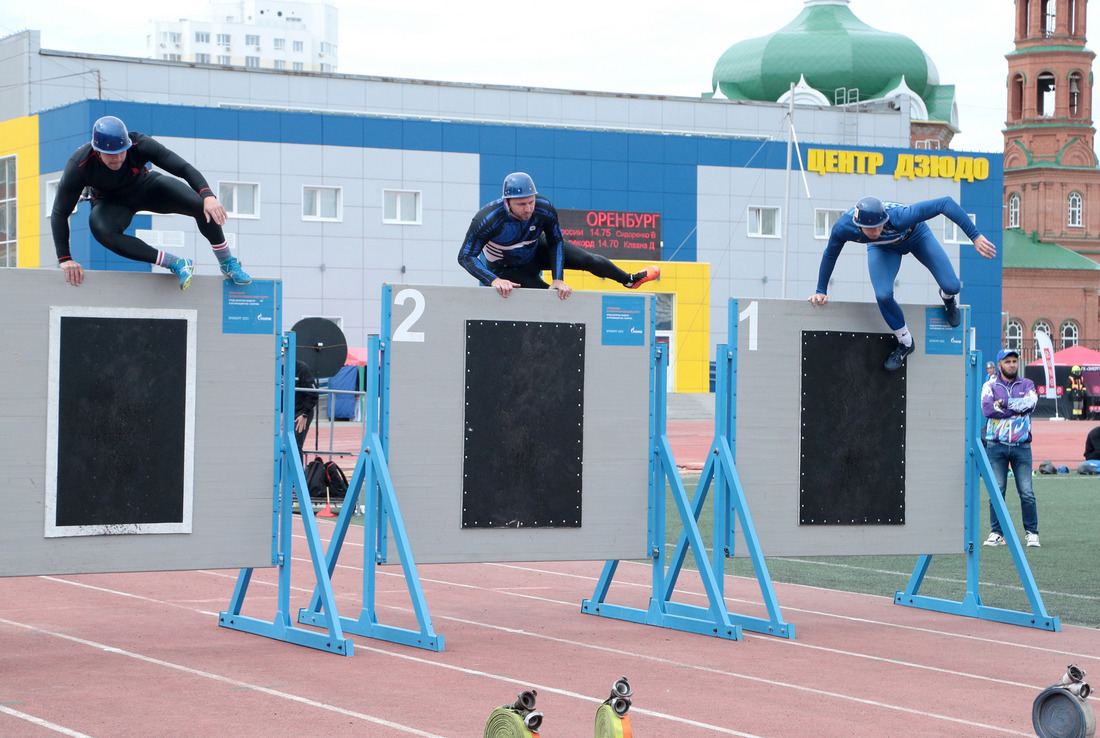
[145,1,338,73]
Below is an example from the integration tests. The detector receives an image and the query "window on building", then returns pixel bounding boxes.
[274,38,285,51]
[217,33,231,46]
[245,56,260,68]
[1037,72,1057,116]
[1008,192,1021,228]
[1069,73,1082,116]
[1034,320,1053,353]
[747,206,780,238]
[1006,319,1024,352]
[292,62,303,72]
[164,54,182,62]
[944,212,977,243]
[272,59,284,70]
[320,63,333,74]
[1009,74,1024,120]
[302,186,341,221]
[1041,0,1056,36]
[245,34,260,47]
[814,209,844,239]
[0,156,16,267]
[293,40,304,52]
[218,182,260,218]
[1060,320,1080,348]
[1069,191,1084,227]
[217,55,231,65]
[383,190,421,224]
[167,32,182,44]
[195,53,210,64]
[195,31,210,43]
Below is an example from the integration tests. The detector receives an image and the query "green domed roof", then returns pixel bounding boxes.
[712,0,936,104]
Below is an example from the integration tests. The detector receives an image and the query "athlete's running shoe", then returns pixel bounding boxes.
[942,295,961,327]
[219,256,252,285]
[983,533,1005,547]
[169,258,194,291]
[626,265,660,289]
[884,340,915,371]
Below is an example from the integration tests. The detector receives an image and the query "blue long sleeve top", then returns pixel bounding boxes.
[457,196,565,285]
[814,196,981,295]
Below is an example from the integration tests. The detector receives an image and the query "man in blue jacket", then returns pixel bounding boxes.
[808,196,996,370]
[458,172,659,300]
[981,348,1040,548]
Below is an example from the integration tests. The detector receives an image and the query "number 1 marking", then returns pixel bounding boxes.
[739,300,758,351]
[392,288,425,342]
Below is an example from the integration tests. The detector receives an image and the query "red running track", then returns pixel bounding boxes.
[3,517,1098,737]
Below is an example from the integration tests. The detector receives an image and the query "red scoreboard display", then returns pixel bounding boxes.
[558,209,661,260]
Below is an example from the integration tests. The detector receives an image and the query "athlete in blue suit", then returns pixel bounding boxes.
[458,172,659,299]
[808,196,996,370]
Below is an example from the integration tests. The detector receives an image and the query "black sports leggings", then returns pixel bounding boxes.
[88,172,224,264]
[494,235,633,288]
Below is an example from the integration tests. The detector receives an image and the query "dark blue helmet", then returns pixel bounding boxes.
[91,116,132,154]
[502,172,537,199]
[853,196,888,228]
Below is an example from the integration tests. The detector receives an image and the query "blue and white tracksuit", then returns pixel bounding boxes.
[981,373,1039,535]
[814,197,979,330]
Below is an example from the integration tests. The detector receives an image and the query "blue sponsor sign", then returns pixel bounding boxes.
[602,294,646,346]
[223,280,278,334]
[924,306,964,355]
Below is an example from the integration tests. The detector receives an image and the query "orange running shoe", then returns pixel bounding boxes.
[627,265,660,289]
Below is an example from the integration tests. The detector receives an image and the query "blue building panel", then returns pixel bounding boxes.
[281,111,323,145]
[322,114,365,148]
[553,129,593,160]
[591,132,629,162]
[363,117,404,149]
[403,120,443,151]
[440,122,481,153]
[626,133,664,164]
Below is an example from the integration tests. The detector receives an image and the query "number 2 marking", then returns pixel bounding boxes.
[393,288,425,342]
[739,300,758,351]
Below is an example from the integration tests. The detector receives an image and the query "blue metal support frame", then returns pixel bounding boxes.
[582,297,792,640]
[895,349,1061,631]
[219,333,355,656]
[296,285,443,651]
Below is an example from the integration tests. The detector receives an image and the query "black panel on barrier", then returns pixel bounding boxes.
[55,316,188,527]
[462,320,584,529]
[799,331,906,525]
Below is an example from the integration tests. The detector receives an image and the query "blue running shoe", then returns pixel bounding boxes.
[219,256,252,285]
[169,258,194,291]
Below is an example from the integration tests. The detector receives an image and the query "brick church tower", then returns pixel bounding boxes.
[1004,0,1098,252]
[1000,0,1100,356]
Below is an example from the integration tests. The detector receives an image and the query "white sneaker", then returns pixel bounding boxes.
[983,533,1005,547]
[1025,532,1041,548]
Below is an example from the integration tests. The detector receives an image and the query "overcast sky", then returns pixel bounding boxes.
[1,0,1080,154]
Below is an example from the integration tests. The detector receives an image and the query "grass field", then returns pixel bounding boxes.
[669,472,1100,630]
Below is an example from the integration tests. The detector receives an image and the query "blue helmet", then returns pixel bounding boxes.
[502,172,537,199]
[91,116,132,154]
[852,196,888,228]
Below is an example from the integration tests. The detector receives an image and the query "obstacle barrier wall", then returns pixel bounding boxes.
[731,298,966,557]
[384,285,651,564]
[0,269,276,576]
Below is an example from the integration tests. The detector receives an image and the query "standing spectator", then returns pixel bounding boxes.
[981,348,1040,547]
[1067,365,1087,420]
[51,115,251,290]
[985,361,996,382]
[294,360,318,462]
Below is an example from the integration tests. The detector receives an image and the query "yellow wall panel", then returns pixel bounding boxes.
[0,116,41,268]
